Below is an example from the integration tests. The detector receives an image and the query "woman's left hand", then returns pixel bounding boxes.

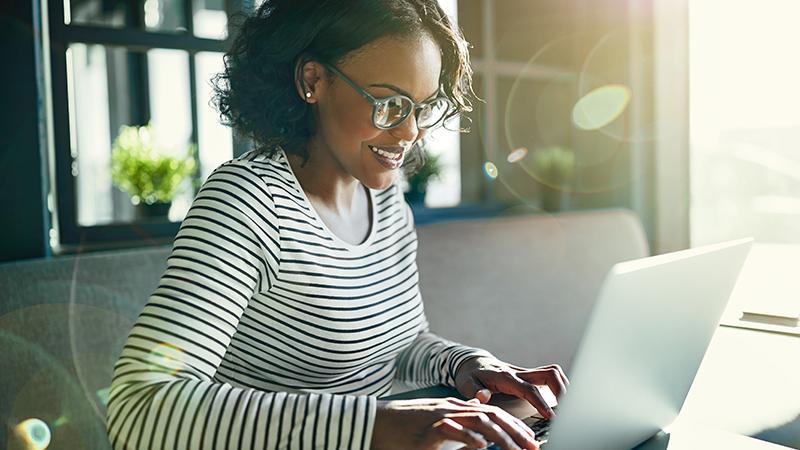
[454,357,570,419]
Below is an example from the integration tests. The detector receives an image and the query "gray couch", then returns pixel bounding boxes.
[0,208,647,449]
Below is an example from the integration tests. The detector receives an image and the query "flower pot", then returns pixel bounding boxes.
[540,185,571,212]
[134,201,172,220]
[404,188,426,207]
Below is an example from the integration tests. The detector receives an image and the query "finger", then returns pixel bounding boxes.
[551,364,570,387]
[523,368,567,400]
[447,397,484,408]
[482,407,539,445]
[451,413,524,450]
[506,375,554,419]
[541,364,570,388]
[509,363,570,388]
[462,412,539,450]
[459,376,491,403]
[432,418,489,449]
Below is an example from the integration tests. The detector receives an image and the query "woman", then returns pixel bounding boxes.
[106,1,568,449]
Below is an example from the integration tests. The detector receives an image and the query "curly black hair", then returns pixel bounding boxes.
[212,0,478,169]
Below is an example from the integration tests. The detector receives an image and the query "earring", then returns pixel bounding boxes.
[305,92,312,99]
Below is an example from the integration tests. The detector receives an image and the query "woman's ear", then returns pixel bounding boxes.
[294,57,321,104]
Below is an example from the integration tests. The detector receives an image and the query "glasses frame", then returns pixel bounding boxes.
[319,61,453,130]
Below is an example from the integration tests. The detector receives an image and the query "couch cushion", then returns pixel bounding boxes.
[416,208,649,370]
[0,246,170,449]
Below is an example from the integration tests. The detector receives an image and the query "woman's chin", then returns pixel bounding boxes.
[361,172,397,191]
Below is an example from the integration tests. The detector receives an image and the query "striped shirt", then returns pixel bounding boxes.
[106,148,492,450]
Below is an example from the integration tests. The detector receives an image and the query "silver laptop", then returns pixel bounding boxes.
[489,238,753,450]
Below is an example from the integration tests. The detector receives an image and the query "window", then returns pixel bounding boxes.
[456,0,638,213]
[690,0,800,324]
[50,0,234,249]
[421,0,461,208]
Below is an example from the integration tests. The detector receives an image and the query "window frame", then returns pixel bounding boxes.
[49,0,242,251]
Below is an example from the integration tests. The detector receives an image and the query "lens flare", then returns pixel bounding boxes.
[96,387,110,407]
[13,418,51,450]
[146,342,186,376]
[571,84,631,130]
[507,147,529,164]
[483,162,498,179]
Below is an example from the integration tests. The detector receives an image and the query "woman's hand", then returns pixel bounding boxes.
[454,357,570,419]
[371,397,540,450]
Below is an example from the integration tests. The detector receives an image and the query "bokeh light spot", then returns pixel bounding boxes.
[507,147,529,164]
[96,387,110,407]
[13,418,51,450]
[483,162,498,179]
[146,342,185,376]
[571,84,631,130]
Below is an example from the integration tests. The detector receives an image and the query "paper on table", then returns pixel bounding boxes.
[722,243,800,334]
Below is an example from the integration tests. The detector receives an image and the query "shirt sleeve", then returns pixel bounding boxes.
[392,318,495,389]
[391,198,495,389]
[106,161,376,450]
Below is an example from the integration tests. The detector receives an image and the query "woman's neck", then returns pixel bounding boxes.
[286,145,363,217]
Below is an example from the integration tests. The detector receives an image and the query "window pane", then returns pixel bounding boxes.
[65,0,188,33]
[690,0,800,245]
[421,0,460,208]
[144,0,188,33]
[65,0,129,28]
[458,0,483,59]
[195,52,232,180]
[494,0,575,66]
[146,49,194,220]
[66,44,195,226]
[193,0,228,39]
[67,43,116,226]
[690,0,800,320]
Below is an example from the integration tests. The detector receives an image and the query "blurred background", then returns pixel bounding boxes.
[2,0,800,262]
[2,1,800,449]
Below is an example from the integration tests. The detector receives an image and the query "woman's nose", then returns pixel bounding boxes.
[389,110,422,143]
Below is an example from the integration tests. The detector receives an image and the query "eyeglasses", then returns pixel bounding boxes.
[319,62,453,130]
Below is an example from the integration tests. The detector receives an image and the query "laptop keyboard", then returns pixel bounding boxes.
[484,416,551,449]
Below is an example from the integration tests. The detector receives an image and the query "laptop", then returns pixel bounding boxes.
[482,238,753,450]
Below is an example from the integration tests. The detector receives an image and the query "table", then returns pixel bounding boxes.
[386,325,800,449]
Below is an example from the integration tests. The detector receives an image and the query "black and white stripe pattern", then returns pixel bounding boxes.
[106,149,493,449]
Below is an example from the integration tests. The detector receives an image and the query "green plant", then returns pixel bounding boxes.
[405,148,443,194]
[111,124,197,205]
[532,145,576,186]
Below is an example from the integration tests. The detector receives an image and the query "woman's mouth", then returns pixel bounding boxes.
[368,145,405,169]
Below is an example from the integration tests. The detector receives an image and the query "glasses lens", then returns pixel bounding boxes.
[417,98,451,129]
[375,96,412,128]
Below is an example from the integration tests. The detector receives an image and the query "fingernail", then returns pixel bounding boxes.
[472,435,487,447]
[479,389,491,398]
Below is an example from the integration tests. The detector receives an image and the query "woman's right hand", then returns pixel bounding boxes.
[370,397,540,450]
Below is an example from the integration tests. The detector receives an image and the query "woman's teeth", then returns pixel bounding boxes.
[370,146,402,160]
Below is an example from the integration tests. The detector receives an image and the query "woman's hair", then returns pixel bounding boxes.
[212,0,478,168]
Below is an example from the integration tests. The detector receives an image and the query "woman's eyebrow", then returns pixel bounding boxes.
[368,83,439,102]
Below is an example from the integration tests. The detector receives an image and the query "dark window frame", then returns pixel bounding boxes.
[49,0,243,252]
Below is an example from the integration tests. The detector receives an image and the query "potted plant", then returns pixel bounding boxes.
[403,147,442,206]
[532,145,575,212]
[111,124,197,220]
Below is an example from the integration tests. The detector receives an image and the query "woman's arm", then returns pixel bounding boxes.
[392,314,495,389]
[106,161,376,450]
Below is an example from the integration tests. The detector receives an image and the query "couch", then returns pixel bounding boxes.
[0,208,648,449]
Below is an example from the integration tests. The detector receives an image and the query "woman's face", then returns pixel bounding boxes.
[307,34,443,190]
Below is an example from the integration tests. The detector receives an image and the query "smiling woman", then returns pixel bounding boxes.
[105,1,567,450]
